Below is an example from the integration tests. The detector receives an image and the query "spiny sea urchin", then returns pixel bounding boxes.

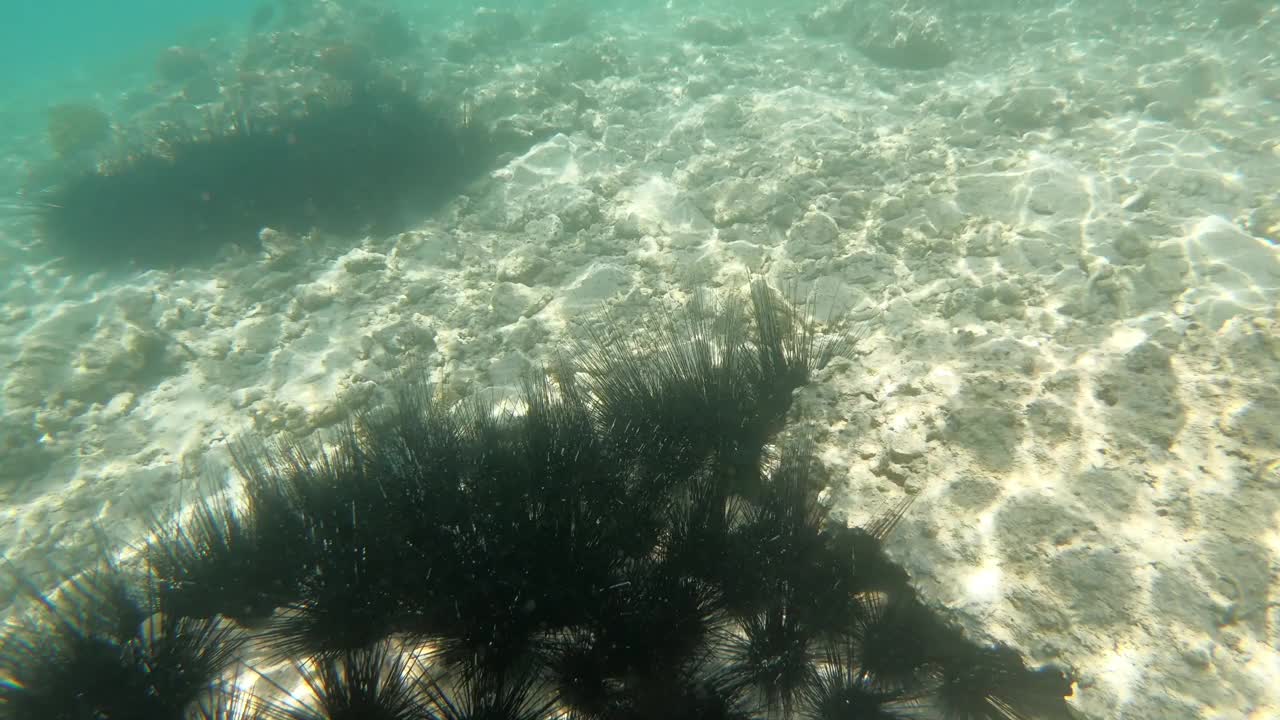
[0,280,1075,720]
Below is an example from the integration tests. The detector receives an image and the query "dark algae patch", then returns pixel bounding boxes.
[32,82,528,270]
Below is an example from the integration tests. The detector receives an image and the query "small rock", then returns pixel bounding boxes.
[858,10,954,70]
[341,249,387,274]
[682,16,748,46]
[985,86,1066,134]
[786,211,841,260]
[497,246,548,284]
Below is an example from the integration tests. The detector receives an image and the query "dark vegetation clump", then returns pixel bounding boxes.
[362,8,419,57]
[156,45,213,84]
[0,282,1076,719]
[33,82,524,269]
[15,0,560,270]
[45,102,112,160]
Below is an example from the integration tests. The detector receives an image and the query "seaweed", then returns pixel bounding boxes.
[36,85,526,269]
[46,102,111,159]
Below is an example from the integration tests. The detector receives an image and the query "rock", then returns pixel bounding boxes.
[985,86,1066,134]
[858,10,954,70]
[535,1,591,43]
[798,0,858,38]
[1047,546,1140,627]
[946,476,1002,511]
[155,46,210,84]
[1246,200,1280,241]
[995,495,1092,563]
[704,177,776,227]
[561,263,633,311]
[786,211,841,260]
[489,282,544,325]
[472,7,526,48]
[1181,216,1280,327]
[1217,0,1265,29]
[340,249,387,274]
[497,246,549,284]
[682,16,749,46]
[1094,340,1185,450]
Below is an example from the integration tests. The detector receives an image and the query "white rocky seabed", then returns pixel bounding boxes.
[2,3,1279,718]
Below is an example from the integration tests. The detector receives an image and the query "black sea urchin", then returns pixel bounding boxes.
[0,281,1075,720]
[0,563,242,720]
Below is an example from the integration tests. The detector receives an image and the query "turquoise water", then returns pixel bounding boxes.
[0,1,584,134]
[2,1,263,99]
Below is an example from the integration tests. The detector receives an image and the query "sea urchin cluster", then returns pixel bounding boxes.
[0,281,1075,719]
